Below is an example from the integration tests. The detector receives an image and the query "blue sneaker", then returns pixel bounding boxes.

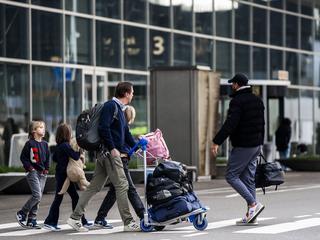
[26,219,41,229]
[83,221,94,228]
[94,219,113,229]
[16,210,27,228]
[43,223,61,231]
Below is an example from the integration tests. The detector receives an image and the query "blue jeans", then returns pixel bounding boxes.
[21,170,47,219]
[95,157,145,220]
[225,146,261,206]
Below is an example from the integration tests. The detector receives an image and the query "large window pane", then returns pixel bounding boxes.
[315,55,320,87]
[96,21,120,68]
[65,0,92,14]
[195,0,213,34]
[253,7,266,44]
[286,0,299,13]
[286,14,298,49]
[301,18,313,51]
[124,0,146,23]
[196,38,212,67]
[300,90,314,150]
[270,49,283,79]
[174,34,192,66]
[149,0,170,28]
[124,26,146,70]
[173,0,192,31]
[315,92,320,154]
[0,4,28,59]
[65,16,92,65]
[301,0,313,16]
[96,0,120,19]
[270,11,283,46]
[235,44,250,77]
[284,89,299,144]
[301,53,313,86]
[286,51,298,84]
[32,10,62,62]
[150,30,170,67]
[215,0,233,38]
[316,19,320,52]
[253,47,267,79]
[124,74,147,134]
[235,3,250,41]
[216,41,231,78]
[32,0,62,8]
[66,68,81,129]
[270,0,284,9]
[32,66,63,137]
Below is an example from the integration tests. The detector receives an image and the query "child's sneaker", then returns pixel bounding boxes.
[247,202,265,223]
[124,220,140,232]
[26,219,41,229]
[67,218,89,232]
[15,210,27,228]
[43,223,61,231]
[94,219,113,229]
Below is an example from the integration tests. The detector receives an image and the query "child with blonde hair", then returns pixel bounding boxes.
[16,120,50,229]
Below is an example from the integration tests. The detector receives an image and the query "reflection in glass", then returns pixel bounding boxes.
[65,0,92,14]
[215,0,233,38]
[315,55,320,87]
[124,26,146,70]
[286,51,298,85]
[84,74,92,109]
[315,92,320,154]
[301,54,313,86]
[270,11,283,46]
[286,15,298,49]
[194,0,213,34]
[253,7,266,44]
[286,0,299,13]
[32,66,63,135]
[96,21,120,68]
[149,0,170,27]
[0,5,28,59]
[97,74,107,103]
[253,47,267,79]
[196,38,212,67]
[270,49,283,79]
[150,30,170,67]
[66,68,82,129]
[301,18,313,51]
[124,0,146,23]
[32,10,62,62]
[0,63,29,131]
[173,0,192,31]
[235,44,250,77]
[216,41,231,78]
[301,0,313,16]
[284,89,299,143]
[300,90,314,147]
[270,0,284,9]
[235,3,250,41]
[96,0,120,19]
[174,34,192,66]
[65,16,92,65]
[32,0,62,8]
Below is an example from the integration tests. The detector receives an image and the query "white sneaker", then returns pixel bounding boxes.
[67,218,89,232]
[247,202,265,223]
[124,220,141,232]
[236,217,258,226]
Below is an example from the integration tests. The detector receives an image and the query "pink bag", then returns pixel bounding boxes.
[143,129,170,165]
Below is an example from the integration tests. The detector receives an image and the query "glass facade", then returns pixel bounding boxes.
[0,0,320,165]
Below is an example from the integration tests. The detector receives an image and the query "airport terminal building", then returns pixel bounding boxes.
[0,0,320,165]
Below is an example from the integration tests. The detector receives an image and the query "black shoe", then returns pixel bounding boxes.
[26,219,41,229]
[16,210,27,228]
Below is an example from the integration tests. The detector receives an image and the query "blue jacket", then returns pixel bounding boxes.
[98,100,136,153]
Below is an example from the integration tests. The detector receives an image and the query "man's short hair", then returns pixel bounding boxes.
[115,81,133,98]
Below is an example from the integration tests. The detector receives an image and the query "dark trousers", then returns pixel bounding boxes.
[44,174,88,226]
[96,157,145,220]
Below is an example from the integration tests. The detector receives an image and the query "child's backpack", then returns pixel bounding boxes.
[76,102,118,151]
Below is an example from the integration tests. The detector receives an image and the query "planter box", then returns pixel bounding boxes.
[278,159,320,171]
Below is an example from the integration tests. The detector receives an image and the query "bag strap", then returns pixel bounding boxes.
[258,153,267,165]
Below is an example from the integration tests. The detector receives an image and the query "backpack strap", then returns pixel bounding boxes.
[112,101,119,120]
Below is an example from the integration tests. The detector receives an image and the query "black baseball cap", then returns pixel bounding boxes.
[228,73,249,86]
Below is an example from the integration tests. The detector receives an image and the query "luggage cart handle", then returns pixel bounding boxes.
[128,138,148,156]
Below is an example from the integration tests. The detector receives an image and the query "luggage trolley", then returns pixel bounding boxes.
[129,138,209,232]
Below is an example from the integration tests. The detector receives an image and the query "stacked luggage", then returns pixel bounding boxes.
[146,160,204,223]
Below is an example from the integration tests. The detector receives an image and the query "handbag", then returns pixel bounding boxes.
[255,153,285,194]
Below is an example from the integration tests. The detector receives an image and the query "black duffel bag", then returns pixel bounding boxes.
[255,154,285,194]
[153,160,187,183]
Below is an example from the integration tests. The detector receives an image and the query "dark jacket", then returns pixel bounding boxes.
[20,139,50,172]
[275,125,291,151]
[98,100,136,153]
[213,87,265,147]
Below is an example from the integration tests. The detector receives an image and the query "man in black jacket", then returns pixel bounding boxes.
[211,73,265,225]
